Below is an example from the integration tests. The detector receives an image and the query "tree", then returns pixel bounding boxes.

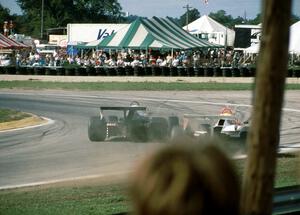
[0,4,23,35]
[0,4,11,21]
[16,0,124,38]
[248,13,262,24]
[179,8,200,27]
[209,10,234,27]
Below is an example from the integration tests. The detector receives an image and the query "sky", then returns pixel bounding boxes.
[0,0,299,19]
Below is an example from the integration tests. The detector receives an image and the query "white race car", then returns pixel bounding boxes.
[183,106,249,140]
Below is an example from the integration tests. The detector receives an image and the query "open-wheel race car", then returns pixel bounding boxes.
[88,102,180,142]
[182,106,250,141]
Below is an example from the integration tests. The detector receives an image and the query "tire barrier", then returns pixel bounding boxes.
[96,67,107,76]
[213,67,222,77]
[134,66,145,76]
[177,66,187,76]
[75,67,85,76]
[4,66,16,75]
[161,66,170,76]
[152,66,162,76]
[34,67,45,75]
[170,67,178,76]
[86,67,96,76]
[293,69,300,78]
[108,67,118,76]
[204,67,214,77]
[249,67,256,77]
[3,66,298,78]
[240,67,250,77]
[287,68,293,77]
[125,66,134,76]
[116,66,125,76]
[65,68,75,76]
[16,66,27,75]
[45,67,56,75]
[222,67,232,77]
[195,67,204,77]
[186,67,194,77]
[56,67,65,76]
[232,67,240,77]
[144,66,152,76]
[26,66,34,75]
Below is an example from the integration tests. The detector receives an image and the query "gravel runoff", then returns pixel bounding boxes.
[0,75,300,84]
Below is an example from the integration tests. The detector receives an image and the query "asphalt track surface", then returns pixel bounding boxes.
[0,90,300,189]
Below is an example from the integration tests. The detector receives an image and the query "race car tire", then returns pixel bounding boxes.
[170,126,185,143]
[88,116,106,141]
[240,131,247,140]
[149,117,169,141]
[168,116,179,127]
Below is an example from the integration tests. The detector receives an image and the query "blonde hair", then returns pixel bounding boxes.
[130,142,240,215]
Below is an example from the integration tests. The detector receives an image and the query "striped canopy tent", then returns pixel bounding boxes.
[0,38,11,48]
[0,34,29,49]
[95,17,220,50]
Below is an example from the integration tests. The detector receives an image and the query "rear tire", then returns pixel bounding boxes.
[88,116,106,141]
[149,117,169,141]
[170,126,185,143]
[240,131,247,140]
[168,116,179,134]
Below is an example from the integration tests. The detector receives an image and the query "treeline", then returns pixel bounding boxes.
[0,0,299,38]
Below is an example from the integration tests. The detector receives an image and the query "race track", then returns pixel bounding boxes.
[0,90,300,189]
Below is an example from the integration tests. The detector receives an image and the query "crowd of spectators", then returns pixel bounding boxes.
[1,48,262,68]
[2,47,300,68]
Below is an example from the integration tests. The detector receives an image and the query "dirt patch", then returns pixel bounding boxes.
[0,114,46,131]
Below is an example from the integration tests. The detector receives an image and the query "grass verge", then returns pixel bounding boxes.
[0,81,257,91]
[234,153,299,188]
[0,108,31,123]
[0,183,130,215]
[0,155,298,215]
[0,81,299,91]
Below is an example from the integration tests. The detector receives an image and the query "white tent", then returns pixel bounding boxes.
[183,15,235,47]
[289,21,300,54]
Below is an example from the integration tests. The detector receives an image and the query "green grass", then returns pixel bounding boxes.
[0,108,31,123]
[0,155,298,215]
[0,184,130,215]
[234,153,299,188]
[0,81,299,91]
[0,81,256,91]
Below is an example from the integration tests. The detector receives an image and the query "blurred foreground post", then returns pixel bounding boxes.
[240,0,291,215]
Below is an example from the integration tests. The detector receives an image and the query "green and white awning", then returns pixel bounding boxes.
[97,17,220,50]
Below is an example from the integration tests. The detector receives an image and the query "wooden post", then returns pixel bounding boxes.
[240,0,291,215]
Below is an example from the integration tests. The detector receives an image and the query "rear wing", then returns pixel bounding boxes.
[99,106,147,119]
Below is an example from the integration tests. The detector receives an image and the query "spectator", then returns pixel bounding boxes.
[130,142,240,215]
[156,56,163,66]
[166,53,173,66]
[149,55,156,65]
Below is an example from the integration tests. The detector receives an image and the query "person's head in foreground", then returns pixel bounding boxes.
[130,142,240,215]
